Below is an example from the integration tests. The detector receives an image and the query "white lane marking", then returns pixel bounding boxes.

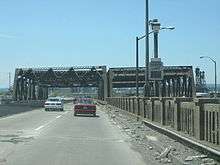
[35,125,45,131]
[34,115,63,131]
[56,115,61,119]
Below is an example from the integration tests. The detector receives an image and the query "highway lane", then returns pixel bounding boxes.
[0,104,155,165]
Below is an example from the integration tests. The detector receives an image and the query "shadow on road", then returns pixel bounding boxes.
[74,114,100,118]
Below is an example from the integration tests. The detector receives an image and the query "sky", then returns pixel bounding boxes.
[0,0,219,87]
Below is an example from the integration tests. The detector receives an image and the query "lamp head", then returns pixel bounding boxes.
[167,26,175,30]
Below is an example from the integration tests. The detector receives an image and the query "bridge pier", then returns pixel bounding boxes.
[102,66,108,100]
[107,70,113,97]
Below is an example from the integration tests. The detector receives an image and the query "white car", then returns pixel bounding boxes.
[44,97,64,111]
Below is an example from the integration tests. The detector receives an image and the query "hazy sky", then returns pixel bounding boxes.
[0,0,219,87]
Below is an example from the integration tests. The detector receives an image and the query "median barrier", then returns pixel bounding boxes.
[0,100,45,118]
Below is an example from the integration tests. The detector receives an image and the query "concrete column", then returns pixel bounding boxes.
[139,98,144,117]
[20,77,25,100]
[108,70,113,97]
[194,98,220,141]
[162,80,166,97]
[132,98,136,114]
[18,80,22,101]
[13,69,18,100]
[101,66,108,100]
[32,82,36,100]
[137,97,140,115]
[168,79,171,97]
[30,82,34,100]
[128,98,131,112]
[24,80,28,100]
[14,80,19,101]
[172,78,175,97]
[161,98,171,125]
[188,77,192,97]
[174,98,194,131]
[174,98,181,131]
[150,98,158,122]
[155,81,160,97]
[176,77,181,97]
[183,76,187,96]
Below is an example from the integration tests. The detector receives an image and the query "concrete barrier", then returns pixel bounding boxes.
[0,100,45,118]
[106,97,220,149]
[0,105,41,118]
[144,99,152,120]
[6,100,45,107]
[151,98,162,123]
[139,98,144,117]
[164,99,175,127]
[204,103,220,145]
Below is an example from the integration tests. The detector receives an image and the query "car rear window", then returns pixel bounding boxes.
[78,99,93,104]
[48,98,60,102]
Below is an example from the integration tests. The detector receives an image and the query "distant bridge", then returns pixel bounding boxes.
[108,66,195,97]
[13,65,195,100]
[13,66,107,100]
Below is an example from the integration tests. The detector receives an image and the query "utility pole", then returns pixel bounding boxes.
[145,0,150,97]
[136,37,139,97]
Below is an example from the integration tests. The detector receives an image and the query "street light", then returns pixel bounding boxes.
[200,56,217,97]
[136,22,175,97]
[145,0,149,97]
[149,19,175,59]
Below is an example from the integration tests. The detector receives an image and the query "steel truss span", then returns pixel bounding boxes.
[13,65,195,100]
[13,66,107,100]
[107,66,195,97]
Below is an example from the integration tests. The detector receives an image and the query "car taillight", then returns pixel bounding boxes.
[74,105,81,109]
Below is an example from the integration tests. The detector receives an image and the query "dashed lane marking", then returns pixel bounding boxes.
[56,115,62,119]
[35,125,45,131]
[34,114,64,131]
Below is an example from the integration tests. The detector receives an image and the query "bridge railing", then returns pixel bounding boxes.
[106,97,220,147]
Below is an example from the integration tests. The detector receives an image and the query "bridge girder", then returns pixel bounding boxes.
[13,65,195,100]
[13,66,107,101]
[107,66,195,97]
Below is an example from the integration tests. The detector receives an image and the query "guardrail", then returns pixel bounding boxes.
[106,97,220,148]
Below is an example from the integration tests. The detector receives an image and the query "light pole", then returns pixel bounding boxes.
[145,0,150,97]
[136,37,139,97]
[136,24,174,97]
[200,56,217,97]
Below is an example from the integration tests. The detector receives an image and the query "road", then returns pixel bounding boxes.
[0,103,156,165]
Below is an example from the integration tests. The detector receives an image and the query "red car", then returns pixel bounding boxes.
[74,98,96,116]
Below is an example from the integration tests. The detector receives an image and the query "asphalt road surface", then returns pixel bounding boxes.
[0,103,157,165]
